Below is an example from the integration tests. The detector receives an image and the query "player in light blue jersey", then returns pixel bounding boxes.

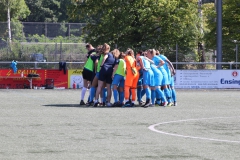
[147,51,171,106]
[157,50,176,106]
[136,52,154,107]
[146,49,168,106]
[169,64,177,106]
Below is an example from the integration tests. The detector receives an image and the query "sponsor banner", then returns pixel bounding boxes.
[45,69,68,88]
[218,70,240,88]
[68,69,83,89]
[175,70,240,89]
[0,69,68,89]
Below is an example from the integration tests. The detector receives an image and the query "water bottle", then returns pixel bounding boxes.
[73,81,76,89]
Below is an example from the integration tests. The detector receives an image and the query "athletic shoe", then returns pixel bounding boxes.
[131,103,135,107]
[112,102,118,107]
[174,102,177,106]
[162,102,168,107]
[148,104,153,107]
[99,102,106,107]
[167,102,173,107]
[93,102,99,107]
[86,100,93,106]
[142,99,150,108]
[124,101,132,107]
[102,102,106,107]
[118,102,124,107]
[106,102,112,107]
[80,100,85,105]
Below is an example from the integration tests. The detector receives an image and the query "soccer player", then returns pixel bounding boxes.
[80,44,96,105]
[111,52,126,107]
[146,49,167,106]
[94,44,120,107]
[147,50,169,106]
[157,50,175,106]
[87,45,102,106]
[136,51,145,106]
[124,48,139,107]
[136,51,154,107]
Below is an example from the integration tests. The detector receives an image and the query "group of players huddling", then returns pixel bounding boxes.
[79,43,177,108]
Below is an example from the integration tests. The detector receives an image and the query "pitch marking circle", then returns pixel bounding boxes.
[148,116,240,143]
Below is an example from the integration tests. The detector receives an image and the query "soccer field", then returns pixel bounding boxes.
[0,89,240,160]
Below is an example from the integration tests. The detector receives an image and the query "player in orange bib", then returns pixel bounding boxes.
[124,48,139,107]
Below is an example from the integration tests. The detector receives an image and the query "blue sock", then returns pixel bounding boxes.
[151,90,156,105]
[172,88,177,102]
[113,89,118,103]
[137,87,141,102]
[141,89,146,98]
[90,87,96,102]
[102,88,107,103]
[119,91,124,103]
[156,88,166,102]
[164,88,171,102]
[145,87,151,100]
[169,88,173,102]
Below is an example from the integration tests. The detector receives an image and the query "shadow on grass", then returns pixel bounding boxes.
[43,104,86,108]
[43,104,142,108]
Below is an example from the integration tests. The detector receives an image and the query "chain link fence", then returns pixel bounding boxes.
[0,22,88,69]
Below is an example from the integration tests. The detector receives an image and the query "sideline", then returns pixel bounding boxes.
[148,116,240,143]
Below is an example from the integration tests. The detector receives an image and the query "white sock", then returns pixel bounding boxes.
[81,87,87,100]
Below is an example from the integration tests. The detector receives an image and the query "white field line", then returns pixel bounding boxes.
[148,117,240,143]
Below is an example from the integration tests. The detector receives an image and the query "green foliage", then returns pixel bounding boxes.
[0,0,30,21]
[23,0,72,22]
[203,0,240,63]
[68,0,202,62]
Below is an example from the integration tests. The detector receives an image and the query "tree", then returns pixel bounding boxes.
[23,0,71,22]
[68,0,202,61]
[0,0,30,42]
[203,0,240,63]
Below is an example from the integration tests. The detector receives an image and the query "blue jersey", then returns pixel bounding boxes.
[139,56,154,86]
[101,52,117,73]
[139,56,151,69]
[152,56,169,85]
[159,55,172,83]
[150,64,163,86]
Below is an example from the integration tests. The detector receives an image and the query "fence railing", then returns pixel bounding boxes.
[0,22,87,40]
[0,61,240,70]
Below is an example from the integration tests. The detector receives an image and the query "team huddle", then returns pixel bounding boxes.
[79,43,177,108]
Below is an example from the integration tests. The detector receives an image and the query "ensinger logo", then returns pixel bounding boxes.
[220,78,240,85]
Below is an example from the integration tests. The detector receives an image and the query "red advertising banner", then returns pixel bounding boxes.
[0,69,68,89]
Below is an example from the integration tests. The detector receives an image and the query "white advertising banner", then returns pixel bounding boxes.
[175,70,240,89]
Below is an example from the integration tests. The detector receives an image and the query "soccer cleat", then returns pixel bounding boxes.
[86,100,93,106]
[149,104,155,107]
[167,102,173,107]
[124,101,131,107]
[93,102,99,107]
[112,102,119,107]
[106,102,112,107]
[118,102,124,107]
[142,99,150,108]
[80,100,85,105]
[162,102,168,107]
